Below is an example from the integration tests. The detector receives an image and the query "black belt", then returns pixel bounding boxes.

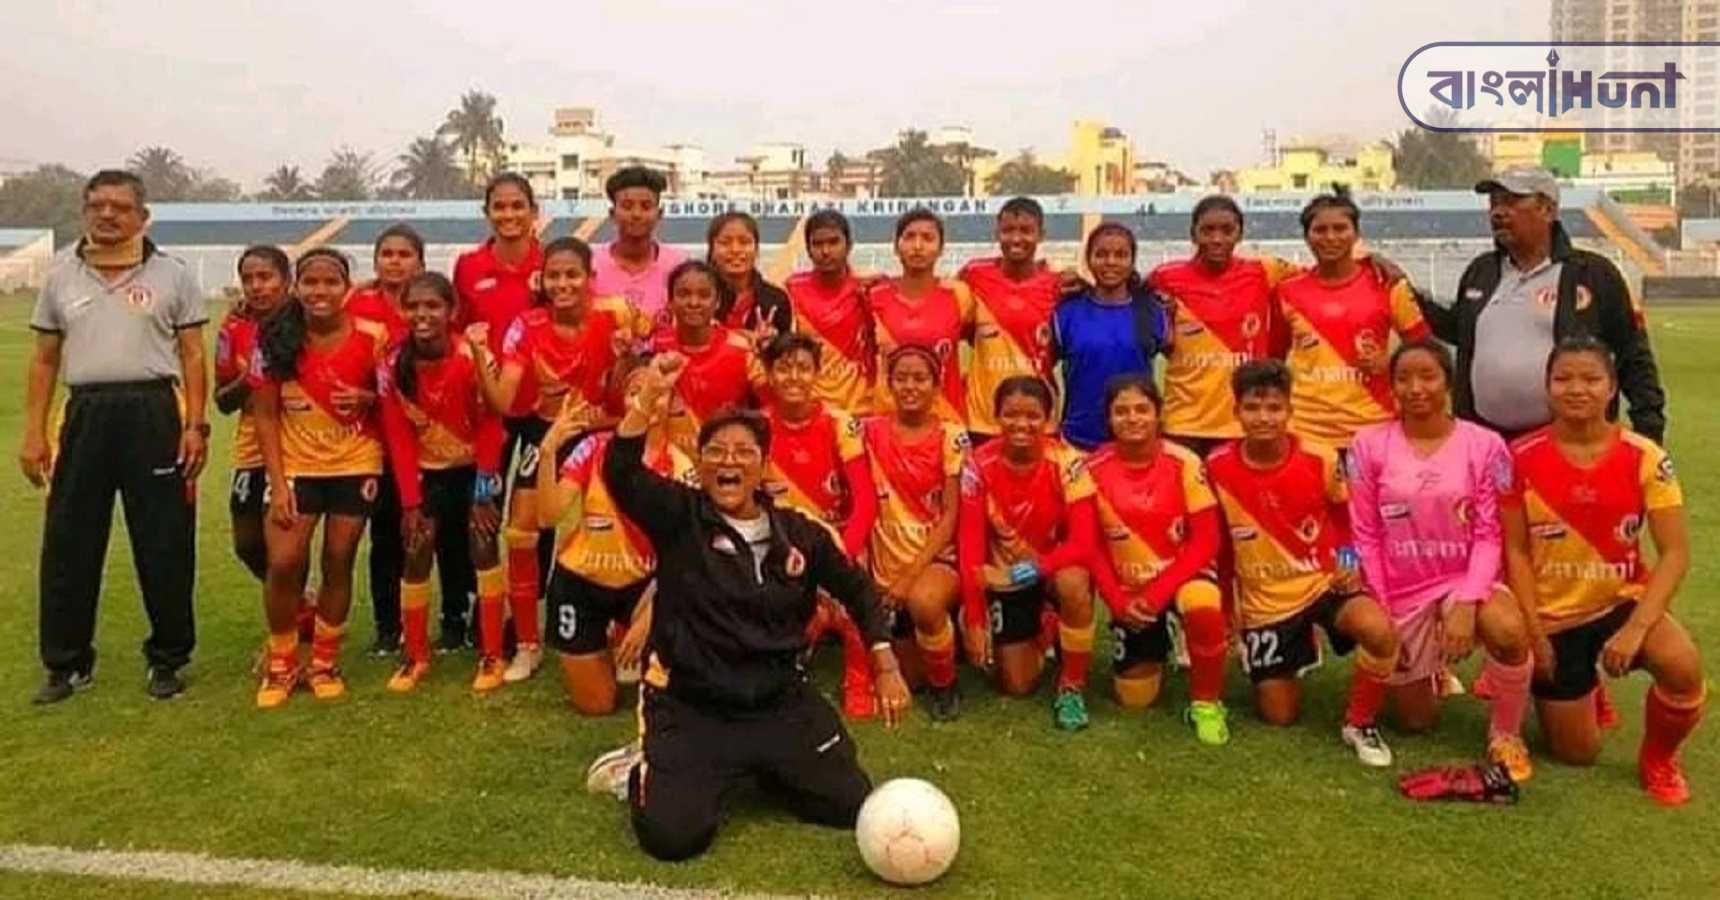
[68,378,175,394]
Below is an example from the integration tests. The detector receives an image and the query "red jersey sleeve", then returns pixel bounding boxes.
[957,458,989,630]
[377,360,425,508]
[839,453,878,559]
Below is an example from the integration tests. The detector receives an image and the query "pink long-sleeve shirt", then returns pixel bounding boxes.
[1346,419,1512,618]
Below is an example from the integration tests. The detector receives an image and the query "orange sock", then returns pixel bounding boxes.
[400,579,432,665]
[310,616,345,671]
[917,618,957,689]
[266,631,299,667]
[1056,621,1094,692]
[505,529,542,646]
[476,565,506,660]
[1642,685,1706,765]
[1183,605,1229,703]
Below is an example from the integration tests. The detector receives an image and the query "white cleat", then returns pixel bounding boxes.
[1341,724,1394,768]
[585,743,641,801]
[502,644,542,683]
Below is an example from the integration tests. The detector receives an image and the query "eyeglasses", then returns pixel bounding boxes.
[699,444,762,465]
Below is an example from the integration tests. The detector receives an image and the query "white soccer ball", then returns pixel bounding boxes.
[855,778,960,885]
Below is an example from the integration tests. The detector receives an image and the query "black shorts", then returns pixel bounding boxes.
[1534,602,1639,702]
[293,474,381,517]
[881,603,916,640]
[990,584,1055,646]
[506,417,551,498]
[1111,617,1174,673]
[1241,590,1362,684]
[229,466,266,519]
[421,466,476,523]
[547,568,650,655]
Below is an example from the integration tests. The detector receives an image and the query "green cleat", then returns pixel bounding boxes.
[1052,689,1089,732]
[1186,700,1231,746]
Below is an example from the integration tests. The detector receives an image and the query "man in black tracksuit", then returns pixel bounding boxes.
[1417,167,1667,444]
[603,356,911,862]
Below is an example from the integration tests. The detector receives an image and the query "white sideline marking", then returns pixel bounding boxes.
[0,843,812,899]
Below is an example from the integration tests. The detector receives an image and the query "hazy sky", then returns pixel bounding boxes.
[1,1,1549,189]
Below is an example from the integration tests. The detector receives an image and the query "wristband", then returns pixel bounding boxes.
[472,472,502,504]
[1335,545,1360,572]
[1007,561,1040,587]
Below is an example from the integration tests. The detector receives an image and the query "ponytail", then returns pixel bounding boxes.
[260,300,307,381]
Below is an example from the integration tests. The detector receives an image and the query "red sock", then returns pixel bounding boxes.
[400,580,432,666]
[1056,622,1093,692]
[477,565,506,660]
[1345,665,1389,727]
[1642,685,1706,765]
[917,620,957,689]
[1595,681,1621,728]
[505,531,542,646]
[1183,606,1229,703]
[834,609,872,686]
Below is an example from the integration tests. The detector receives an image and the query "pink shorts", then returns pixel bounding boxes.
[1388,601,1444,687]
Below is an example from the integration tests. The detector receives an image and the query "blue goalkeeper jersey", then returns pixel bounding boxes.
[1052,289,1167,450]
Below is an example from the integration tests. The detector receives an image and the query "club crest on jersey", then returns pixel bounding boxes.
[933,338,955,360]
[1380,502,1411,521]
[1531,522,1567,540]
[124,284,156,311]
[1656,455,1676,483]
[823,471,843,497]
[785,547,806,577]
[360,477,379,502]
[1615,513,1643,544]
[474,277,498,292]
[1240,313,1263,339]
[1294,515,1322,544]
[585,515,615,531]
[1229,525,1258,541]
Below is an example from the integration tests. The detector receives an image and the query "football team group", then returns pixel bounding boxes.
[21,162,1703,861]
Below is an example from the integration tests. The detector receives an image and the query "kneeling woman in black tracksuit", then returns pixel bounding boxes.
[604,351,912,862]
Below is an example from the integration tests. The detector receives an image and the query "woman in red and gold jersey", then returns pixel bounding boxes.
[784,210,873,415]
[469,237,649,690]
[759,332,880,718]
[536,357,692,715]
[1502,337,1703,805]
[868,210,973,424]
[375,273,506,693]
[957,376,1099,731]
[650,260,764,455]
[706,211,792,343]
[861,345,968,722]
[215,245,291,582]
[251,248,400,708]
[1086,373,1231,746]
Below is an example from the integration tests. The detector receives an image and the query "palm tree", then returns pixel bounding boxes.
[259,164,314,201]
[127,146,192,200]
[313,147,378,201]
[437,90,507,187]
[391,136,469,199]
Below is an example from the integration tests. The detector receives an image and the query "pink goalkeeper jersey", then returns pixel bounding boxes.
[1346,419,1512,617]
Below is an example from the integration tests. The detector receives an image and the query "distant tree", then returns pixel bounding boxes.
[871,130,966,197]
[1391,109,1492,189]
[391,136,470,199]
[314,147,379,201]
[826,150,850,192]
[258,164,315,202]
[183,170,242,202]
[0,164,87,246]
[985,150,1078,196]
[127,146,194,200]
[438,90,507,187]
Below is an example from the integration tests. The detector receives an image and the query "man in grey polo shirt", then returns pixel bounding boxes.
[20,169,209,704]
[1418,167,1666,443]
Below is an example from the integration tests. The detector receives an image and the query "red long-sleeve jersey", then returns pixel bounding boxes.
[957,437,1098,628]
[378,339,505,508]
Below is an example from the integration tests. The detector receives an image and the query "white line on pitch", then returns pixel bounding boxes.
[0,843,815,899]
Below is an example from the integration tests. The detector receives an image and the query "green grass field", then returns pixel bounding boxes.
[0,293,1716,899]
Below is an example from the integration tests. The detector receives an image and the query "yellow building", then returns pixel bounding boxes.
[1234,143,1396,193]
[1065,120,1135,196]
